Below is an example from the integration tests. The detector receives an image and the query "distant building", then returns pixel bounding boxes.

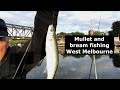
[57,36,65,44]
[101,31,109,36]
[88,30,94,36]
[102,32,109,36]
[88,30,109,36]
[105,32,109,35]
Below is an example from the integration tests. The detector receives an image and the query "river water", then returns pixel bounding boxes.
[26,54,120,79]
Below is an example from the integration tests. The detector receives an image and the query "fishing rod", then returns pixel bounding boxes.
[93,55,97,79]
[12,40,32,79]
[88,19,94,79]
[89,11,102,79]
[88,55,93,79]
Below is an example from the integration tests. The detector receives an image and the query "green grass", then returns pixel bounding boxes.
[9,40,27,46]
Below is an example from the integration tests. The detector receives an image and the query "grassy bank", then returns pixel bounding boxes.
[9,39,28,46]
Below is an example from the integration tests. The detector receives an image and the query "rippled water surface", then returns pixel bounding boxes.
[26,54,120,79]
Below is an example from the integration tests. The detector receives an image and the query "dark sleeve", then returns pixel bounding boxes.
[16,11,59,72]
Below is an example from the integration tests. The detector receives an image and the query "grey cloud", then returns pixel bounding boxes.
[0,11,36,27]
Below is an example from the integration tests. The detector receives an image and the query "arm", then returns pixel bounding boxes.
[31,11,59,60]
[17,11,59,72]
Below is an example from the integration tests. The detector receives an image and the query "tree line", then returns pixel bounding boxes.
[57,31,104,38]
[57,20,120,37]
[109,21,120,37]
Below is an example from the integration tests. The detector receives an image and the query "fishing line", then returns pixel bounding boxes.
[51,11,56,25]
[98,11,102,31]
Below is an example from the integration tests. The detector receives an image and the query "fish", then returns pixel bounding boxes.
[45,24,59,79]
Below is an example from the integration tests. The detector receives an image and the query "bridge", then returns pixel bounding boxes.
[6,23,33,40]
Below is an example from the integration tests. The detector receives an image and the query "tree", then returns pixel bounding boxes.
[70,32,84,35]
[109,54,120,68]
[108,30,113,36]
[111,21,120,36]
[57,32,66,38]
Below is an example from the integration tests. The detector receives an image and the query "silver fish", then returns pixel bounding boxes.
[45,24,59,79]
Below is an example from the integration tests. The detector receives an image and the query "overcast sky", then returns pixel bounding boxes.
[0,11,120,34]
